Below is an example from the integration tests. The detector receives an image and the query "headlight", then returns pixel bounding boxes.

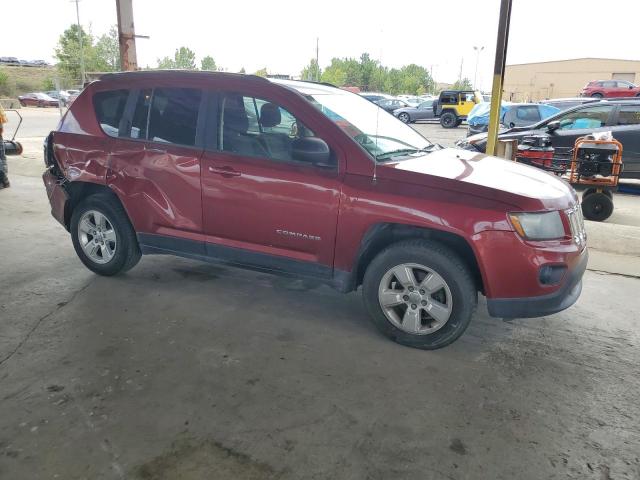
[508,211,566,240]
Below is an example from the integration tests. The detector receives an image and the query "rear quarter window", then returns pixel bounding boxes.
[94,89,129,137]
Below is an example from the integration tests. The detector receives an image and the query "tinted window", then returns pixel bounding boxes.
[418,101,433,109]
[557,105,613,130]
[617,105,640,125]
[441,93,457,104]
[148,88,201,146]
[126,89,152,139]
[94,89,128,137]
[220,94,314,162]
[515,106,541,122]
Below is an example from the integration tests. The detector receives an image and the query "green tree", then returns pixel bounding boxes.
[301,58,321,81]
[452,77,473,90]
[54,24,120,86]
[254,67,268,77]
[54,24,95,83]
[94,26,120,71]
[157,47,197,70]
[201,55,217,71]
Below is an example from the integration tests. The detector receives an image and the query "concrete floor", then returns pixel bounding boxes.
[1,112,640,479]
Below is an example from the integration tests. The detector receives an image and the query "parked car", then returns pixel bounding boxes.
[0,56,20,65]
[360,92,394,103]
[457,99,640,179]
[540,97,599,111]
[466,102,560,136]
[43,71,587,350]
[433,90,483,128]
[45,91,68,105]
[18,92,59,107]
[580,80,640,98]
[376,98,409,113]
[402,97,424,107]
[66,91,81,106]
[393,99,436,123]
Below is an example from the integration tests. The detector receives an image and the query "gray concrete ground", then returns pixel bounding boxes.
[1,110,640,480]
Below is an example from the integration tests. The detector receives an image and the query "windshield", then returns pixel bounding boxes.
[306,92,432,161]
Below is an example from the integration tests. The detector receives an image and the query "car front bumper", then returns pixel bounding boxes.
[486,246,588,319]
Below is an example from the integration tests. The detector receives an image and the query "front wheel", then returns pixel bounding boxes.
[362,240,477,350]
[70,193,141,276]
[591,92,603,98]
[440,111,457,128]
[398,112,410,123]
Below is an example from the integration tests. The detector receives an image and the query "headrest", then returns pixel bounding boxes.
[260,103,281,128]
[224,96,248,134]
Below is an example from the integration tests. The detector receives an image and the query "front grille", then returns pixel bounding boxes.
[567,205,586,246]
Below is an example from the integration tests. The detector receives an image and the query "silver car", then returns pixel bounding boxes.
[393,100,436,123]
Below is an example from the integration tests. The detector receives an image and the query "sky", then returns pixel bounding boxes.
[4,0,639,91]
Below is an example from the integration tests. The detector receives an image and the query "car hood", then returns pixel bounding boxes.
[383,148,577,210]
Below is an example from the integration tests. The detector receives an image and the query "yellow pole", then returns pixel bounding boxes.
[486,0,513,156]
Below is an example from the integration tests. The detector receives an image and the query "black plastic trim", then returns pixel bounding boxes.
[487,248,588,319]
[137,232,354,290]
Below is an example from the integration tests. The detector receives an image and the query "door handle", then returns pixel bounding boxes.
[145,147,166,154]
[208,166,241,177]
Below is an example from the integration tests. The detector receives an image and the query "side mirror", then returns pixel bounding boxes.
[292,137,333,167]
[630,85,634,89]
[546,120,560,132]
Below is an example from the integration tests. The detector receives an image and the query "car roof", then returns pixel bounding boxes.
[97,70,347,96]
[271,78,348,95]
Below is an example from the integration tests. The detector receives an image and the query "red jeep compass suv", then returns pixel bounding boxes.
[43,71,588,349]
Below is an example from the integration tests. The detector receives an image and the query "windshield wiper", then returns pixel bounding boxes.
[376,145,436,161]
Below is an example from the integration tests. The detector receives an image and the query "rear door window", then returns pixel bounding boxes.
[516,106,541,122]
[148,88,202,146]
[617,105,640,125]
[94,89,129,137]
[126,89,152,139]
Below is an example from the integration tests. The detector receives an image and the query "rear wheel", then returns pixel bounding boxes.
[590,92,603,98]
[440,111,457,128]
[398,112,411,123]
[362,240,477,350]
[581,192,613,222]
[70,193,141,276]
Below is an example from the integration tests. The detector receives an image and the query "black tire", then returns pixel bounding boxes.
[636,93,640,97]
[440,111,457,128]
[362,239,477,350]
[590,92,603,98]
[583,188,612,200]
[70,193,141,276]
[398,112,411,123]
[455,119,463,127]
[581,192,613,222]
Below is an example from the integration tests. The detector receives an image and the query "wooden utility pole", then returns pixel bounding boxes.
[486,0,513,156]
[116,0,138,70]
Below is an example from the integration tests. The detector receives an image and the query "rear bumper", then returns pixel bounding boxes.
[42,170,68,228]
[487,247,588,318]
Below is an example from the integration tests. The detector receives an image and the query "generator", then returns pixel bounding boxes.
[569,136,623,222]
[515,134,557,172]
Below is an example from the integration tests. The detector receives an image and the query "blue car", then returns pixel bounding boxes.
[467,102,559,136]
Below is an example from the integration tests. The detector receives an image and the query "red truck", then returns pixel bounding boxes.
[43,71,588,349]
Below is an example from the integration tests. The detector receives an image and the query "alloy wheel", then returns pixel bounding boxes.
[378,263,453,335]
[77,210,117,264]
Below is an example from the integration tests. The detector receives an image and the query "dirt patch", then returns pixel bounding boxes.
[133,438,279,480]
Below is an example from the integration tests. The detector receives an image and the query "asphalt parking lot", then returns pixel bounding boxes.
[1,109,640,479]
